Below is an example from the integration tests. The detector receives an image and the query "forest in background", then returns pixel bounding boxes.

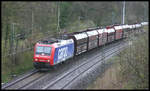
[1,1,148,83]
[2,1,148,56]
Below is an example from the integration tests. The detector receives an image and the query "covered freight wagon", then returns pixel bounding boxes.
[107,28,115,43]
[86,29,99,50]
[68,32,88,55]
[97,28,107,46]
[122,24,130,38]
[114,26,123,40]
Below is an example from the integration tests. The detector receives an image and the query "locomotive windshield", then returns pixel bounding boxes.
[36,46,52,56]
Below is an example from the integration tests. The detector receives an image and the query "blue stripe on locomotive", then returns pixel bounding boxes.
[53,43,74,64]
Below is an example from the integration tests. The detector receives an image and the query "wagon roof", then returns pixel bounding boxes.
[97,29,103,33]
[135,24,142,27]
[107,28,115,33]
[122,24,130,29]
[97,28,107,33]
[74,32,88,40]
[114,26,122,30]
[86,30,98,36]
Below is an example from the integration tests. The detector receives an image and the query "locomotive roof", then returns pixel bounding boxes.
[52,39,74,48]
[38,38,59,44]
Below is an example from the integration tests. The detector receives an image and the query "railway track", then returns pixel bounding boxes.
[2,38,130,90]
[46,32,146,89]
[19,40,125,89]
[42,40,128,89]
[2,69,45,89]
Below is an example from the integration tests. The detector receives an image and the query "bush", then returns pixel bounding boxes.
[119,27,148,89]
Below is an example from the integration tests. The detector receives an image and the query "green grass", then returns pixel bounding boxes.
[119,27,148,89]
[2,50,34,83]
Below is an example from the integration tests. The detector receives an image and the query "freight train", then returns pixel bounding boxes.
[33,22,148,70]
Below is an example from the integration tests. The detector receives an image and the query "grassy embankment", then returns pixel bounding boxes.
[87,26,148,89]
[2,49,34,83]
[1,20,96,83]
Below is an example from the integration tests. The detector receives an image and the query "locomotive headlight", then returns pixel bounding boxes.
[35,59,38,61]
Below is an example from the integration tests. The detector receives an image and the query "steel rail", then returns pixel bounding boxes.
[42,41,127,89]
[2,69,38,89]
[2,41,123,89]
[62,44,127,89]
[21,41,124,89]
[17,73,46,89]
